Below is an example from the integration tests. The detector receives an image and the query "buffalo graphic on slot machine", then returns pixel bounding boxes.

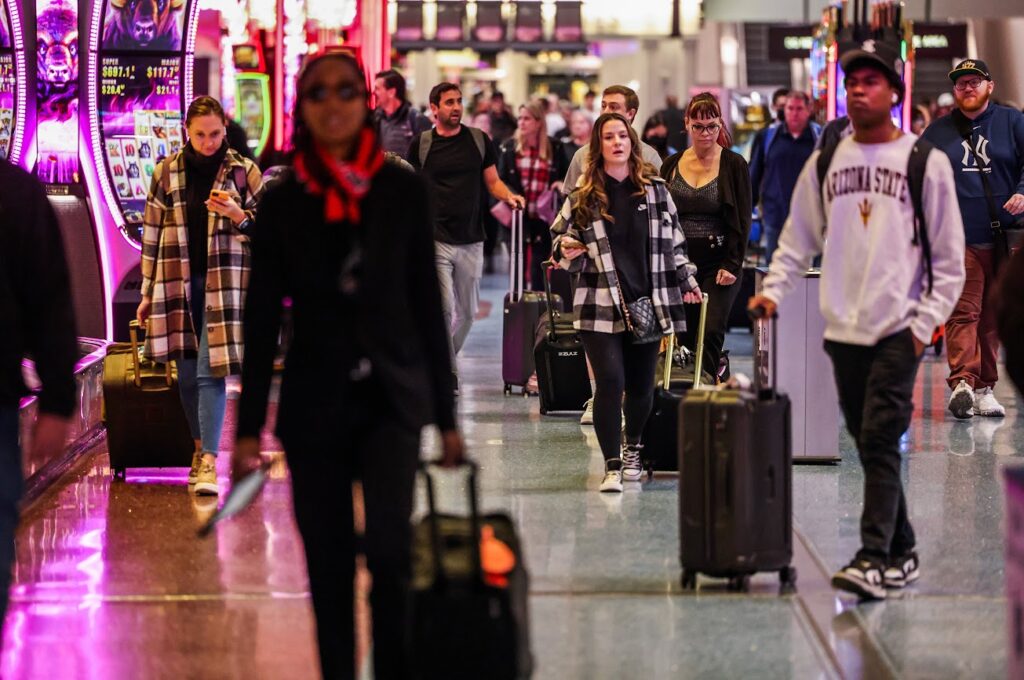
[37,0,77,122]
[36,0,79,184]
[102,0,186,51]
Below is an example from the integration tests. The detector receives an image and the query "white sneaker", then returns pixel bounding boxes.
[621,444,643,482]
[599,464,623,493]
[948,379,974,419]
[580,398,594,425]
[973,387,1006,417]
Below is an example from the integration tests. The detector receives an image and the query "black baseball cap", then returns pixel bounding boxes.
[949,59,991,83]
[839,39,904,86]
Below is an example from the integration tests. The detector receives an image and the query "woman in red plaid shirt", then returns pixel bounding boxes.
[497,100,570,290]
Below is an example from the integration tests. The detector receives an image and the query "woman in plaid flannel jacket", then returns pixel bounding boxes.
[550,112,701,492]
[497,100,570,291]
[137,96,264,496]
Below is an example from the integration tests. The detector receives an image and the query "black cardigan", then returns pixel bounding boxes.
[0,160,76,415]
[660,148,753,276]
[236,163,456,441]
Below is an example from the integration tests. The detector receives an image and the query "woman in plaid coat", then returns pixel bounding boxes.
[551,112,702,493]
[136,96,264,496]
[497,100,569,291]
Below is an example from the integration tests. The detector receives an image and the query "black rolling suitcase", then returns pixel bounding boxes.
[641,294,709,478]
[679,314,796,593]
[103,321,194,478]
[533,267,590,414]
[503,208,559,395]
[411,461,533,680]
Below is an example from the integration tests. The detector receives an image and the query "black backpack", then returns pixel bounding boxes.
[815,135,935,293]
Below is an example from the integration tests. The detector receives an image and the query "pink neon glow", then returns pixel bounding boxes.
[6,0,26,165]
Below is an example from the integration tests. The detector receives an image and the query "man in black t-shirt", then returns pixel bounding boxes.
[409,82,524,389]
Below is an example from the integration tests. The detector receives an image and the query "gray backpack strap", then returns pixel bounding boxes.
[418,131,432,167]
[468,126,486,160]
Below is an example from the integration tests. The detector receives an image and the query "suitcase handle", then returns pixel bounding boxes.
[747,308,779,398]
[129,320,172,389]
[662,333,674,391]
[508,208,525,304]
[419,460,485,590]
[542,264,560,342]
[692,293,710,388]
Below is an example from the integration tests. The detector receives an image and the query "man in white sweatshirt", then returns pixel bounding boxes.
[749,43,966,600]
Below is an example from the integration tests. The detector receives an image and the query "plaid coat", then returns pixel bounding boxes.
[140,148,264,376]
[550,177,699,334]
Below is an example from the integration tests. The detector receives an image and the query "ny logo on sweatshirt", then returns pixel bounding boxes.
[961,135,992,172]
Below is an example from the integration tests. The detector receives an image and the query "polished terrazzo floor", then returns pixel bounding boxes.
[1,272,1018,679]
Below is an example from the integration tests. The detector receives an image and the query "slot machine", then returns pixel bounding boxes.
[0,0,26,163]
[81,0,199,340]
[230,41,270,159]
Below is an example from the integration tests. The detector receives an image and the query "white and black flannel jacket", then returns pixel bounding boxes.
[550,177,699,334]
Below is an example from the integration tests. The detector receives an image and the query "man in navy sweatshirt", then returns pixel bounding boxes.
[922,59,1024,420]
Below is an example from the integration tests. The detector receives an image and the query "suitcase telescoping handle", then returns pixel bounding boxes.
[129,320,172,388]
[691,293,710,389]
[542,263,559,342]
[508,207,525,304]
[662,332,674,391]
[419,459,485,590]
[747,306,779,398]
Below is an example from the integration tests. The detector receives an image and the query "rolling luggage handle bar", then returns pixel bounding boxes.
[691,293,710,389]
[541,263,561,342]
[508,208,525,304]
[419,460,485,591]
[747,306,779,399]
[129,320,172,388]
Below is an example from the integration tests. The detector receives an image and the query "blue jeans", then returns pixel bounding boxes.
[0,407,22,632]
[177,276,227,456]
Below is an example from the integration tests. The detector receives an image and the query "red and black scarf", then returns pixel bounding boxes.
[293,127,385,224]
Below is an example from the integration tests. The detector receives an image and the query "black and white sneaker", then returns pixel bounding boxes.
[831,559,887,600]
[883,552,920,589]
[599,459,624,493]
[621,443,643,482]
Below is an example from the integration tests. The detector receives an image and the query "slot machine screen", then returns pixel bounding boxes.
[98,54,184,239]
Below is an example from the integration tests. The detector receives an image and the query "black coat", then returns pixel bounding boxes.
[237,162,456,442]
[660,148,753,276]
[0,160,76,414]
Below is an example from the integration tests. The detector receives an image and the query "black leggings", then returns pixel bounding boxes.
[580,331,661,462]
[680,242,743,382]
[283,409,420,680]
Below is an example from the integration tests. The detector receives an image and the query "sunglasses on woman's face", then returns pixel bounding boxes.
[303,82,366,103]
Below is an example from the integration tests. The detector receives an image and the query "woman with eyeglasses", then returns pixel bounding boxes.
[137,95,264,496]
[552,112,701,492]
[660,92,752,382]
[232,53,464,679]
[497,100,570,290]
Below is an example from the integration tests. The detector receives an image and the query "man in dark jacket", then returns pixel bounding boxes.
[0,158,76,632]
[922,59,1024,420]
[373,69,431,156]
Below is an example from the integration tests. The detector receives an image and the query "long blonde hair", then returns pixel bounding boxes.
[573,112,657,228]
[514,101,551,161]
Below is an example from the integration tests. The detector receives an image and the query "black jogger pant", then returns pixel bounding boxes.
[284,408,420,680]
[825,329,923,563]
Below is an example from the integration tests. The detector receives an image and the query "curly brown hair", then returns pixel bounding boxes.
[572,113,658,228]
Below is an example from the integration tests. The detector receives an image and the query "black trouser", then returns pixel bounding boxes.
[283,399,420,680]
[825,329,922,564]
[527,216,552,292]
[679,238,742,382]
[580,331,661,462]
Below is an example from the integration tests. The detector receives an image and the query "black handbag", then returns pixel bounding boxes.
[622,295,662,344]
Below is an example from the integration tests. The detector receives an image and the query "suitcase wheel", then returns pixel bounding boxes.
[645,462,654,482]
[727,575,751,592]
[681,569,697,591]
[779,566,798,594]
[504,383,512,396]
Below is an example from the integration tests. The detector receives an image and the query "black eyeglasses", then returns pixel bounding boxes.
[302,83,366,103]
[954,78,986,92]
[690,123,721,136]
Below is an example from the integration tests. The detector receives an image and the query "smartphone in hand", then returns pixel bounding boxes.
[209,189,231,201]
